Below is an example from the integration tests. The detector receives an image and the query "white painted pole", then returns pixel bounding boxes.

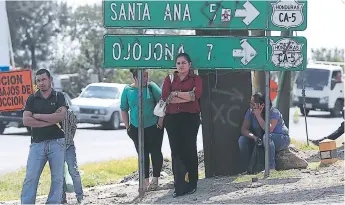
[264,70,271,177]
[0,1,11,69]
[138,69,145,198]
[264,30,271,178]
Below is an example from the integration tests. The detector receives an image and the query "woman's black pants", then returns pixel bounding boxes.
[127,124,164,178]
[164,112,200,191]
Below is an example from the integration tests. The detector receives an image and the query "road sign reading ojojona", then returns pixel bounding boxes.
[103,35,307,71]
[103,0,307,31]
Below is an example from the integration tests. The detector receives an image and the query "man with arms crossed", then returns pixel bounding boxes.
[21,69,68,204]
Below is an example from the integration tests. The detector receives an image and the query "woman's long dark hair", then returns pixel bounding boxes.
[175,53,195,75]
[129,69,149,80]
[129,69,138,79]
[175,52,192,63]
[252,92,272,119]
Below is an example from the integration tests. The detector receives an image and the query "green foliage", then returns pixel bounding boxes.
[111,70,132,84]
[6,2,184,93]
[6,1,70,69]
[311,47,345,69]
[110,69,172,87]
[52,3,173,88]
[148,69,172,87]
[0,158,138,201]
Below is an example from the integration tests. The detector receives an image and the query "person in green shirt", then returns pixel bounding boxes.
[120,69,164,191]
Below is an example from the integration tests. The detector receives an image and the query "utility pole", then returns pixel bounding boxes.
[196,29,252,177]
[277,31,293,128]
[251,30,266,94]
[137,29,146,198]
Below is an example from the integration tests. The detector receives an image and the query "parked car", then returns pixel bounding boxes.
[71,83,126,130]
[0,92,74,135]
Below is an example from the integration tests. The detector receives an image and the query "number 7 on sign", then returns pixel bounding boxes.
[207,44,213,61]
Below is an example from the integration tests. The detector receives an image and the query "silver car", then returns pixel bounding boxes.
[71,83,126,130]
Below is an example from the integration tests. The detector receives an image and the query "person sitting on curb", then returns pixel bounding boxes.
[238,92,290,171]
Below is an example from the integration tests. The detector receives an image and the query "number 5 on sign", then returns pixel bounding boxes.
[207,44,213,61]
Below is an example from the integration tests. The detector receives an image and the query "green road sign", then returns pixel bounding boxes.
[103,0,307,31]
[103,35,307,71]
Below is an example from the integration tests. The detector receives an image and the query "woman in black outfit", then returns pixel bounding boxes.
[161,53,203,197]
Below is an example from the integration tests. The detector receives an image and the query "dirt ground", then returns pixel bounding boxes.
[2,148,344,205]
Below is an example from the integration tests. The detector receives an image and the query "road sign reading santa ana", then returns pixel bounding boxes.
[103,35,307,71]
[103,0,307,31]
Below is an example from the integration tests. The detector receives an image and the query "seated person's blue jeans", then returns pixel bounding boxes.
[62,145,84,202]
[238,133,290,170]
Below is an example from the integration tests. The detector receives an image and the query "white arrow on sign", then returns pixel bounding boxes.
[232,39,257,65]
[234,0,260,26]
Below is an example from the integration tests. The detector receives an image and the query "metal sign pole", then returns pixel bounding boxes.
[264,70,271,177]
[138,69,145,197]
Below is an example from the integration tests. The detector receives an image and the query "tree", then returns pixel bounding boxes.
[6,1,70,69]
[110,69,171,86]
[48,4,179,91]
[311,47,345,68]
[67,4,140,83]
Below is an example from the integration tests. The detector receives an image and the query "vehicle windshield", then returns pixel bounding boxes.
[295,68,330,90]
[80,86,119,99]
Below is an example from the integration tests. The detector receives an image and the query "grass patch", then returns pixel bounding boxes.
[198,171,205,179]
[233,170,297,183]
[307,162,326,171]
[0,158,138,201]
[290,138,319,151]
[308,160,344,171]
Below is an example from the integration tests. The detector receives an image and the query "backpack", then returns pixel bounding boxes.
[247,112,265,174]
[247,143,265,174]
[55,91,77,134]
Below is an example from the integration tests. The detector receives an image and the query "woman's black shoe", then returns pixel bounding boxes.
[172,187,197,198]
[186,188,196,195]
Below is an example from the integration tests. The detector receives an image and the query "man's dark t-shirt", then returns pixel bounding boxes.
[24,90,68,143]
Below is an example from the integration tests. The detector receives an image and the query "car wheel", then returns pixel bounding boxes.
[106,112,120,130]
[0,124,5,134]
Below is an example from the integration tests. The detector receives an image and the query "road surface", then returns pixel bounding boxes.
[0,108,343,176]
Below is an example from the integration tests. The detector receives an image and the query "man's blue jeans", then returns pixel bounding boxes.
[21,138,65,204]
[62,145,84,201]
[238,133,290,169]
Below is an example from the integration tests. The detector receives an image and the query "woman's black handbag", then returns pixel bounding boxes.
[247,113,266,174]
[247,141,265,174]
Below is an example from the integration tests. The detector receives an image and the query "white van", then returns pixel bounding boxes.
[292,63,344,117]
